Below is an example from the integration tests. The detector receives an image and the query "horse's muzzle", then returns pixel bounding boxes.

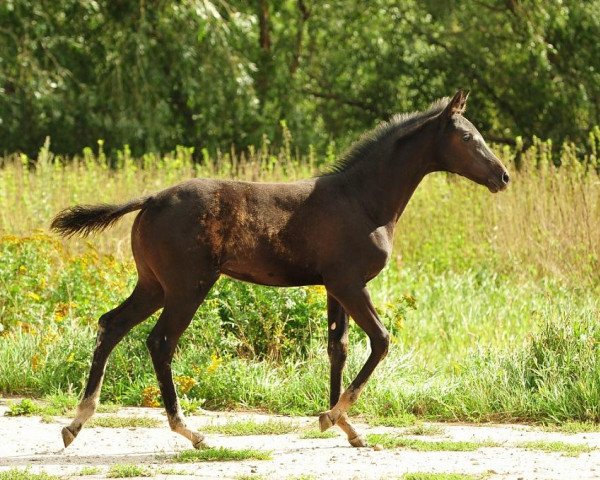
[487,170,510,193]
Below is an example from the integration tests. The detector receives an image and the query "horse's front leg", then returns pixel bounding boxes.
[320,283,390,439]
[326,294,367,447]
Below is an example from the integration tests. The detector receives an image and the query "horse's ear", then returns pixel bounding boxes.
[442,90,469,120]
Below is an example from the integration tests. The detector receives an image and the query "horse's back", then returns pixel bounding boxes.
[132,177,328,287]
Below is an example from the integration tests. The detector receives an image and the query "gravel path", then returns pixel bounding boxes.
[1,404,599,479]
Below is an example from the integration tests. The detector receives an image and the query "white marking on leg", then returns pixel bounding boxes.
[168,410,205,446]
[330,322,336,330]
[69,386,101,432]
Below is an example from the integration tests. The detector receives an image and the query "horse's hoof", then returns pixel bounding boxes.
[61,426,76,448]
[193,439,207,450]
[192,432,207,450]
[348,434,367,448]
[319,412,335,432]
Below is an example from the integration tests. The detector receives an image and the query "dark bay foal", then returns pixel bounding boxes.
[52,90,509,449]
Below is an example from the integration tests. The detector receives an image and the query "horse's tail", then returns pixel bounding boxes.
[51,195,151,237]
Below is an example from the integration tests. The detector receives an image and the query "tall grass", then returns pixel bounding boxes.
[1,132,598,282]
[0,129,599,422]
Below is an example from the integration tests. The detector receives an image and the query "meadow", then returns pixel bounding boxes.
[1,129,599,425]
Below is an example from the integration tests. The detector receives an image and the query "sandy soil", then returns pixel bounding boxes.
[1,402,599,480]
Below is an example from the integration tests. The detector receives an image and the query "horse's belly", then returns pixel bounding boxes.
[220,256,321,287]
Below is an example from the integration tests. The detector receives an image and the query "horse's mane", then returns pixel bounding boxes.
[322,97,450,176]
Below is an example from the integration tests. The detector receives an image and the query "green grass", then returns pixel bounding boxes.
[235,476,266,480]
[3,395,119,418]
[201,419,297,435]
[106,464,153,478]
[1,143,600,427]
[175,447,273,462]
[76,467,102,476]
[87,415,161,428]
[538,422,600,434]
[299,428,338,439]
[40,414,55,424]
[367,434,497,451]
[4,399,42,416]
[156,469,187,476]
[0,470,60,480]
[403,424,445,436]
[368,413,418,427]
[516,440,594,457]
[402,474,487,480]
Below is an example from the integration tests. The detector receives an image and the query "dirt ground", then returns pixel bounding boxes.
[1,402,599,480]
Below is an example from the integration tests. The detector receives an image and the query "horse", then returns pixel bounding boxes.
[51,90,509,449]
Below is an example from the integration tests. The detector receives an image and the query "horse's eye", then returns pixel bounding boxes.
[462,133,472,142]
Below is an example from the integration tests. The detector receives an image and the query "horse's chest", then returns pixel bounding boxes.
[363,227,393,277]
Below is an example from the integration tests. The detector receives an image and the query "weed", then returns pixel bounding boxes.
[5,399,42,416]
[368,414,417,427]
[0,470,60,480]
[175,447,272,462]
[299,429,338,439]
[156,468,186,475]
[404,424,445,436]
[106,464,153,478]
[402,474,487,480]
[539,422,600,434]
[87,416,161,428]
[201,419,297,435]
[367,434,497,451]
[77,467,102,476]
[40,414,54,424]
[516,440,593,457]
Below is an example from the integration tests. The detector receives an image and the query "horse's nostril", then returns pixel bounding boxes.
[502,171,510,184]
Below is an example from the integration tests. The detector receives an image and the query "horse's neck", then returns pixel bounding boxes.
[342,132,433,229]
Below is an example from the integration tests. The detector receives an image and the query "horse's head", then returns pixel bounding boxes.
[435,90,509,193]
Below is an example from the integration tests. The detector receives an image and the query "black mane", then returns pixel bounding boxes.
[322,97,450,176]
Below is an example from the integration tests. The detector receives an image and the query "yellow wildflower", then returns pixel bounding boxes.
[174,375,197,395]
[26,292,41,302]
[31,354,41,371]
[206,353,222,374]
[141,385,161,408]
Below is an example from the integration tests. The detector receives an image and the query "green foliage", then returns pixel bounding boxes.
[0,1,598,156]
[516,440,593,457]
[539,422,600,434]
[175,447,272,462]
[87,416,161,428]
[0,471,60,480]
[76,467,102,476]
[366,434,497,451]
[201,419,298,435]
[367,414,418,427]
[1,134,600,424]
[403,424,445,436]
[402,474,484,480]
[106,465,153,478]
[299,429,338,439]
[5,398,41,416]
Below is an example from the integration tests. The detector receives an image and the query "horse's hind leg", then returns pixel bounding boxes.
[146,278,217,449]
[62,281,163,447]
[326,294,366,448]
